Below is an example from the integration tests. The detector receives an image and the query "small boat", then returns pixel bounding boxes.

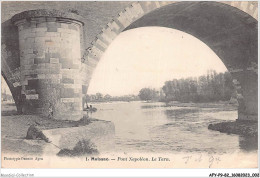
[83,107,97,112]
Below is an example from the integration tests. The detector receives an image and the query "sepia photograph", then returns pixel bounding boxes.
[0,0,258,175]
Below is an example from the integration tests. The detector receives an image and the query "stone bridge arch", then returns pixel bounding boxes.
[83,1,258,121]
[1,1,258,121]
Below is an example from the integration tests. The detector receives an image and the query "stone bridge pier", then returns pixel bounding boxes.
[11,10,84,120]
[234,70,258,122]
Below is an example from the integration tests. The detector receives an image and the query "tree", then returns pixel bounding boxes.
[138,88,159,101]
[161,71,235,103]
[104,94,112,101]
[95,93,103,101]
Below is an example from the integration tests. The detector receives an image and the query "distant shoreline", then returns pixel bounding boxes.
[89,100,237,109]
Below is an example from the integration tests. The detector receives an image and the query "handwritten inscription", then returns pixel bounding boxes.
[182,154,221,167]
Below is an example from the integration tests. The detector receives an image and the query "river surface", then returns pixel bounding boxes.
[89,101,257,154]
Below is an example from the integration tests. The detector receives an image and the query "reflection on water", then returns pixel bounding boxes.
[90,101,257,154]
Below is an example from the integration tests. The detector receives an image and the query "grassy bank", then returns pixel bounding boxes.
[208,120,258,137]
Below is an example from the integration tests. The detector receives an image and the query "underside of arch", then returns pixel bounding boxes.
[84,1,258,121]
[83,1,258,89]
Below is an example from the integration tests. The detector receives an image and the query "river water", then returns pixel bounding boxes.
[89,101,257,154]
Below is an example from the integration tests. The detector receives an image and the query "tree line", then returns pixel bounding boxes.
[85,93,139,102]
[85,70,236,103]
[138,70,236,103]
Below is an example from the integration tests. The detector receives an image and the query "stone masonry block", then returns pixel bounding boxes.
[48,26,58,32]
[22,49,34,55]
[61,77,74,84]
[49,68,60,74]
[60,33,71,39]
[27,58,35,65]
[37,74,46,79]
[57,28,67,33]
[82,85,88,94]
[34,50,45,58]
[37,63,46,69]
[46,21,56,27]
[100,32,113,43]
[125,7,136,20]
[59,57,72,65]
[37,22,47,28]
[74,79,81,84]
[50,79,61,84]
[56,23,61,28]
[45,63,51,69]
[20,28,32,36]
[107,20,120,31]
[21,80,28,86]
[35,31,45,37]
[61,61,73,69]
[74,88,80,93]
[63,83,81,89]
[24,42,34,49]
[132,3,145,17]
[35,36,46,43]
[60,23,69,29]
[25,37,35,43]
[61,88,75,98]
[34,42,45,49]
[68,24,78,31]
[46,17,57,22]
[72,58,81,65]
[34,58,49,64]
[26,94,39,100]
[50,58,59,64]
[95,38,108,49]
[25,89,37,95]
[23,64,36,70]
[34,17,46,23]
[117,12,131,28]
[34,27,47,32]
[13,82,21,87]
[61,98,74,103]
[46,47,59,53]
[36,68,47,74]
[45,32,60,37]
[30,21,37,28]
[50,37,61,43]
[45,40,55,46]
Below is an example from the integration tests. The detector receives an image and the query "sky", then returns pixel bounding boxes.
[1,76,11,95]
[87,27,227,96]
[1,27,228,97]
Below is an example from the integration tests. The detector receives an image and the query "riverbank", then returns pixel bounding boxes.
[208,120,258,137]
[165,101,237,109]
[1,102,115,156]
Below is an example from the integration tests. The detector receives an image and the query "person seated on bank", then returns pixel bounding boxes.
[26,122,51,143]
